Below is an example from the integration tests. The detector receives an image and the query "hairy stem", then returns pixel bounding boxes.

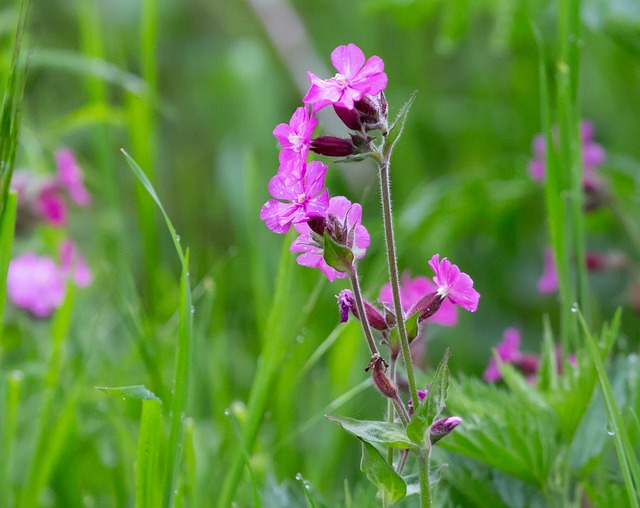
[348,269,380,357]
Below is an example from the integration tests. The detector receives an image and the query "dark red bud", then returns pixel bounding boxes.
[408,292,444,323]
[310,136,356,157]
[333,105,362,131]
[366,354,397,399]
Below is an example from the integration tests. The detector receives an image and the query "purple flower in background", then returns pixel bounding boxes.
[483,328,539,383]
[538,247,558,294]
[60,240,93,287]
[303,43,388,111]
[273,106,317,183]
[290,196,369,281]
[36,181,68,226]
[55,149,91,207]
[428,255,480,312]
[260,160,329,234]
[7,253,66,317]
[378,272,458,326]
[527,121,606,185]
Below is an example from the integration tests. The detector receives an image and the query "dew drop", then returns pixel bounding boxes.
[570,303,579,313]
[191,305,195,315]
[224,408,231,416]
[296,335,304,344]
[176,235,181,242]
[295,473,303,481]
[607,430,615,436]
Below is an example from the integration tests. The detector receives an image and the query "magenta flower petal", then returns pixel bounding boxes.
[55,149,91,207]
[60,240,93,288]
[36,182,67,226]
[303,43,388,111]
[273,106,317,181]
[428,254,480,312]
[7,253,66,317]
[538,247,558,294]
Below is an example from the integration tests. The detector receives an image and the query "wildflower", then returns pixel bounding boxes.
[7,253,66,317]
[366,353,397,399]
[272,106,317,182]
[35,181,68,226]
[430,416,462,444]
[303,43,388,111]
[379,272,458,327]
[337,289,389,331]
[260,160,329,234]
[527,121,606,187]
[60,240,93,287]
[483,328,539,383]
[538,247,559,294]
[428,255,480,312]
[290,196,369,281]
[55,149,91,206]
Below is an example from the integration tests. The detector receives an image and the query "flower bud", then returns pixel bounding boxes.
[337,290,389,331]
[310,136,356,157]
[366,353,397,399]
[429,416,462,444]
[333,105,362,131]
[408,292,443,323]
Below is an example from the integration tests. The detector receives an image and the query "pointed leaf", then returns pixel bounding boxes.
[96,385,162,402]
[407,349,450,444]
[326,415,415,449]
[360,440,406,504]
[383,91,417,158]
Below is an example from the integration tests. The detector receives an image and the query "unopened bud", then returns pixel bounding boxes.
[333,105,362,131]
[310,136,356,157]
[408,292,443,323]
[337,290,389,331]
[366,353,397,399]
[430,416,462,444]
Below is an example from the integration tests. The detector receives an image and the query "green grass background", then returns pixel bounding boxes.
[1,0,640,506]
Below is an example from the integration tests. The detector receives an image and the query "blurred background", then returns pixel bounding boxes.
[2,0,640,505]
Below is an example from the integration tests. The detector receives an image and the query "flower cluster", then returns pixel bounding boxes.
[11,149,91,229]
[7,149,93,317]
[260,43,388,280]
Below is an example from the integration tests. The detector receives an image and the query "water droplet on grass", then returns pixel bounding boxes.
[224,408,231,416]
[571,303,579,313]
[295,473,302,481]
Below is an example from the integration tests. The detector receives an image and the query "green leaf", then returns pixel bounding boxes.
[96,385,162,402]
[0,190,17,331]
[322,230,353,273]
[383,91,417,158]
[360,440,406,504]
[135,399,164,508]
[404,309,421,343]
[407,349,450,444]
[326,415,415,449]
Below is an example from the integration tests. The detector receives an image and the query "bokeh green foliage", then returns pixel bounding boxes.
[1,0,640,505]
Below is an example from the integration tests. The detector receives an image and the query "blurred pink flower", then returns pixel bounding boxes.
[36,181,68,226]
[538,247,558,294]
[483,328,539,383]
[55,149,91,207]
[7,253,66,317]
[428,254,480,312]
[303,43,388,111]
[378,272,458,326]
[60,240,93,287]
[290,196,369,281]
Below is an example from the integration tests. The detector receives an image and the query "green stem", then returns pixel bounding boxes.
[348,269,380,357]
[378,149,430,507]
[377,156,420,415]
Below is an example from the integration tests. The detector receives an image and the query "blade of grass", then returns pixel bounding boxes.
[218,234,296,507]
[135,399,164,508]
[1,371,23,506]
[122,150,193,506]
[578,309,640,507]
[0,190,17,334]
[226,408,262,508]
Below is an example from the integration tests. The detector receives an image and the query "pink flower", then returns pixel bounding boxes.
[60,240,93,287]
[538,247,558,294]
[36,181,68,226]
[527,121,606,186]
[55,149,91,207]
[290,196,370,281]
[260,160,330,234]
[7,253,66,317]
[428,254,480,312]
[273,106,317,183]
[378,272,458,326]
[303,43,388,111]
[483,328,539,383]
